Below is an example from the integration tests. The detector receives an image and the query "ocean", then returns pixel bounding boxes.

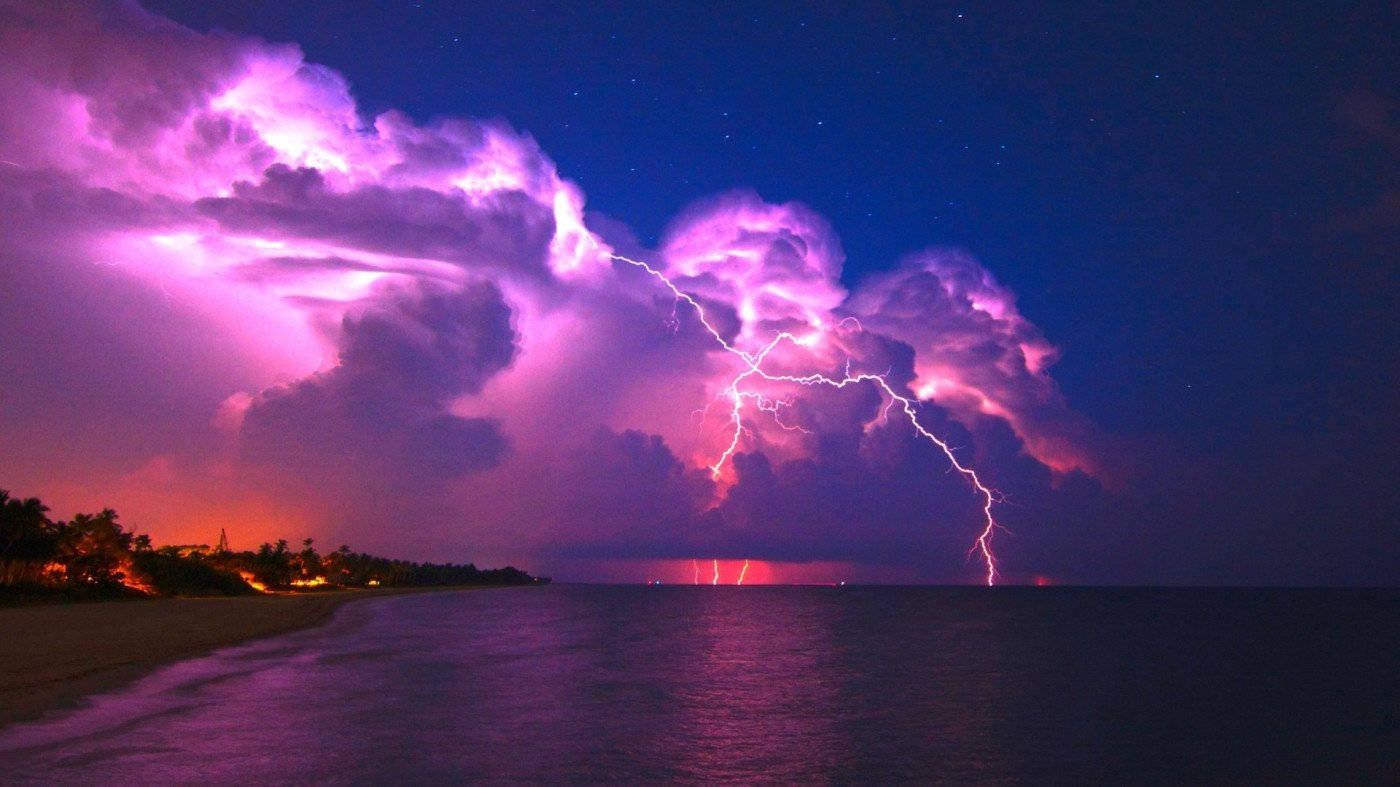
[1,586,1395,783]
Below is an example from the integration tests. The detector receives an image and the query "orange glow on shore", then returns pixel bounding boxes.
[120,574,156,596]
[41,562,67,583]
[289,576,327,588]
[238,571,268,593]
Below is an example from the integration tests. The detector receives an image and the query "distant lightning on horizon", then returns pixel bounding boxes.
[605,249,1003,586]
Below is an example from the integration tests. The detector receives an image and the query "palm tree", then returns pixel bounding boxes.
[296,537,321,580]
[0,490,58,585]
[56,509,134,588]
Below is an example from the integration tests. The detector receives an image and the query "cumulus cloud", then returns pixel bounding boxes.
[195,163,556,275]
[0,0,1106,581]
[237,278,515,487]
[847,251,1098,474]
[660,189,848,347]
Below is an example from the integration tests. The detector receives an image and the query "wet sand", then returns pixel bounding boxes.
[0,589,462,728]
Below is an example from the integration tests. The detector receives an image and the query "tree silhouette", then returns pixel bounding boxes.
[1,488,546,598]
[296,538,321,580]
[0,490,57,585]
[55,509,133,589]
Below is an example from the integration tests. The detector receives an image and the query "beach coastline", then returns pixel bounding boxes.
[0,587,476,728]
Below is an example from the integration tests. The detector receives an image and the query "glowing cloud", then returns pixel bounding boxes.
[0,1,1100,583]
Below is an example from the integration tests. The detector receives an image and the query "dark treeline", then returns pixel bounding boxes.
[0,489,545,602]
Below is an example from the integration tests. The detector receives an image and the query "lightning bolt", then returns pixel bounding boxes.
[605,249,1003,586]
[691,558,700,585]
[737,559,750,586]
[752,395,811,433]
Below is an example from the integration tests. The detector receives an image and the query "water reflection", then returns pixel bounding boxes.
[1,586,1395,783]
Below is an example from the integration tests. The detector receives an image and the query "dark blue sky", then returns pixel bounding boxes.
[142,0,1398,582]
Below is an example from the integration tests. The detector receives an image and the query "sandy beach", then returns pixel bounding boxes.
[0,589,451,728]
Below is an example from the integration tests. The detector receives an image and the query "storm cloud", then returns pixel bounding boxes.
[0,1,1112,583]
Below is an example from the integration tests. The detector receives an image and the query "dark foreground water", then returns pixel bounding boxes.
[1,586,1396,783]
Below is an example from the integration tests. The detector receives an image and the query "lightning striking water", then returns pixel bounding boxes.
[692,558,700,585]
[712,559,720,586]
[606,250,1003,586]
[737,559,750,586]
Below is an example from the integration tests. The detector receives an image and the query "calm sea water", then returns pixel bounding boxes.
[1,586,1395,783]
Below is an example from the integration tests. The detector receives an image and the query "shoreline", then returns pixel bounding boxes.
[0,586,485,729]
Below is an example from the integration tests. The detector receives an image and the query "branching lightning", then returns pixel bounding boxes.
[606,249,1003,586]
[752,395,810,434]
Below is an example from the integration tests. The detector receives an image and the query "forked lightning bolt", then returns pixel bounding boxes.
[605,250,1003,586]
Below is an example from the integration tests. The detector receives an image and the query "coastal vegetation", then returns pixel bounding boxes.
[0,489,544,603]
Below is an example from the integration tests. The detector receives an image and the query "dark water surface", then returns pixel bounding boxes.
[1,586,1396,783]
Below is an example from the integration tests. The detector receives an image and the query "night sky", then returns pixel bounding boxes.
[2,1,1396,584]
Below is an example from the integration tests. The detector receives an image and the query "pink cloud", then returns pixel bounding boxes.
[0,1,1105,582]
